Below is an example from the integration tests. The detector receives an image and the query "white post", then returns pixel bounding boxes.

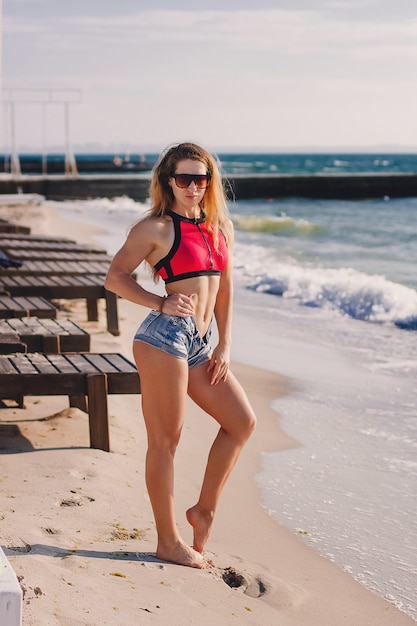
[10,102,21,178]
[0,548,22,626]
[41,102,47,175]
[64,101,77,177]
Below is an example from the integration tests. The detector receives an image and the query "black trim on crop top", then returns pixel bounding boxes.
[154,210,228,284]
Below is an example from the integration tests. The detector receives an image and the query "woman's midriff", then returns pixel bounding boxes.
[166,275,220,337]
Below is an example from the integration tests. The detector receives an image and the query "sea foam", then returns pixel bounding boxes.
[234,243,417,329]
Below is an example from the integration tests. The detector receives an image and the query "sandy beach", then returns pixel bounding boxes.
[0,201,414,626]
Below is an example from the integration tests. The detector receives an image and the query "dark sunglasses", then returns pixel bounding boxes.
[171,173,210,189]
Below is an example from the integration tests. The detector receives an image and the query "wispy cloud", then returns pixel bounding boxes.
[5,9,417,58]
[2,4,417,149]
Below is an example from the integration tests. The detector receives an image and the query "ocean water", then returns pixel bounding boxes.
[5,150,417,176]
[219,151,417,176]
[48,153,417,621]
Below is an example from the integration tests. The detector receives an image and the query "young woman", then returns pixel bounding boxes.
[105,142,256,569]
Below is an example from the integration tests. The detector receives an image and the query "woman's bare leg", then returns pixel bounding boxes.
[134,341,208,568]
[186,365,256,553]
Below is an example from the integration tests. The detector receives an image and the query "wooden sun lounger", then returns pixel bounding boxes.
[0,219,31,234]
[0,352,140,451]
[2,248,112,263]
[0,333,26,353]
[0,317,90,353]
[0,275,119,335]
[0,259,110,276]
[0,235,106,253]
[0,240,106,255]
[0,295,57,319]
[0,233,76,243]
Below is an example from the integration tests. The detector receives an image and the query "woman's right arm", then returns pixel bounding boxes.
[104,219,165,312]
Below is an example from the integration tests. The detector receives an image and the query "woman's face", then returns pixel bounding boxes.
[168,159,208,211]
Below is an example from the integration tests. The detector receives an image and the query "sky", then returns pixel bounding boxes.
[1,0,417,154]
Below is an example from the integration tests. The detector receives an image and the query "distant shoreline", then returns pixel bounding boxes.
[2,151,417,177]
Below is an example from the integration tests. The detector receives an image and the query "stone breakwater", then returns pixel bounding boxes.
[1,172,417,200]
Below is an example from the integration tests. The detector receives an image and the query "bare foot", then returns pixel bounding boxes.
[186,505,213,553]
[156,539,209,569]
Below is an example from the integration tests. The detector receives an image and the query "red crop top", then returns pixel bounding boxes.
[154,210,228,284]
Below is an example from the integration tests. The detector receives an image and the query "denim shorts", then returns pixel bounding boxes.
[134,310,212,368]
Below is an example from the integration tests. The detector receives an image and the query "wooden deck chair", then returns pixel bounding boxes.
[0,352,140,451]
[0,275,119,335]
[0,317,90,353]
[0,295,57,319]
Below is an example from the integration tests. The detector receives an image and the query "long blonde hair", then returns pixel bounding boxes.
[148,142,229,240]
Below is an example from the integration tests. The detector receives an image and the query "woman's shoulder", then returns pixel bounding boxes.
[127,213,173,249]
[130,212,171,234]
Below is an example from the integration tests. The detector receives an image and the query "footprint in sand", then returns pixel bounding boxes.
[6,539,32,553]
[58,495,95,507]
[221,566,267,598]
[221,566,308,610]
[41,527,60,535]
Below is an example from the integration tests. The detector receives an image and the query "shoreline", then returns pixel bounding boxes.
[0,201,414,625]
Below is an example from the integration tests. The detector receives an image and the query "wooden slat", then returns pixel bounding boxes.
[0,317,90,353]
[0,222,31,234]
[0,357,19,374]
[0,333,26,353]
[0,353,137,379]
[46,353,82,374]
[0,296,19,312]
[0,234,76,242]
[101,353,138,373]
[82,353,121,373]
[7,354,39,374]
[54,319,87,335]
[0,241,79,250]
[0,237,105,253]
[86,353,135,372]
[2,274,105,290]
[0,296,57,319]
[25,353,60,374]
[0,260,110,276]
[0,353,84,396]
[64,353,101,374]
[2,318,38,333]
[2,249,111,262]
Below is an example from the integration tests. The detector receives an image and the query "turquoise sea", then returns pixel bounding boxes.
[5,150,417,176]
[48,152,417,621]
